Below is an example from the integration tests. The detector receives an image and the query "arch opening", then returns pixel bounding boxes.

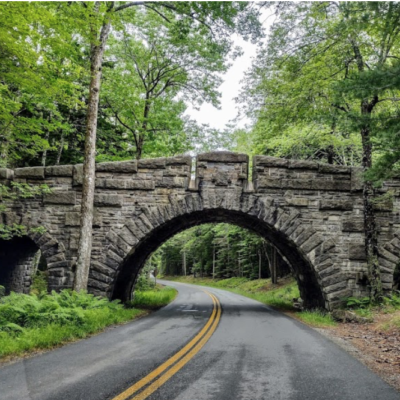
[111,209,326,309]
[155,222,291,281]
[0,236,47,294]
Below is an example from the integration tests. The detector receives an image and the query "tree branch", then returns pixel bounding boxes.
[115,1,145,12]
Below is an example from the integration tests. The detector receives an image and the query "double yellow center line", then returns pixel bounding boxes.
[112,290,221,400]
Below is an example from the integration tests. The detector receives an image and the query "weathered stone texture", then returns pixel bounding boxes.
[1,152,400,311]
[15,167,45,179]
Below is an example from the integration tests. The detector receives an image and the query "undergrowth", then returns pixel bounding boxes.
[0,290,146,359]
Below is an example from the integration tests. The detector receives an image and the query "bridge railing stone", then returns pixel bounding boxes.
[253,156,358,192]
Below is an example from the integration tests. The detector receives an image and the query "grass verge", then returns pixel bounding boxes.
[128,286,177,310]
[165,276,336,328]
[0,286,176,359]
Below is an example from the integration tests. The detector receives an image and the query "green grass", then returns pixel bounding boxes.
[129,286,177,310]
[296,310,336,327]
[0,287,176,359]
[0,306,144,358]
[165,276,336,327]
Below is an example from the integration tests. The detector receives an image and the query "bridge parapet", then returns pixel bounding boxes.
[253,156,359,192]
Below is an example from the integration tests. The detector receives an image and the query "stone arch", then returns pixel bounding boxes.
[378,232,400,291]
[96,192,341,310]
[0,212,68,293]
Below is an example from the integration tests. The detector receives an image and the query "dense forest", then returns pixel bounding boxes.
[2,2,400,293]
[146,224,291,281]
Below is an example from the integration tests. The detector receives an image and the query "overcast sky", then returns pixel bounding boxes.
[185,12,272,132]
[185,35,258,131]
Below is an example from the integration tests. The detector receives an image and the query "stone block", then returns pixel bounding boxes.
[351,167,363,192]
[0,168,14,180]
[157,177,187,188]
[253,155,288,167]
[281,179,312,190]
[15,167,45,179]
[117,226,139,246]
[65,211,101,226]
[372,198,393,211]
[212,171,230,186]
[137,158,166,169]
[349,244,367,260]
[91,261,115,276]
[44,191,76,205]
[256,177,281,189]
[126,180,155,190]
[165,155,192,166]
[342,218,364,232]
[45,165,73,177]
[197,151,248,163]
[90,270,113,284]
[319,199,353,211]
[95,179,126,189]
[381,273,393,284]
[96,160,138,173]
[318,164,351,174]
[87,278,109,291]
[94,194,122,207]
[380,248,398,264]
[285,197,309,207]
[288,160,318,170]
[312,179,351,191]
[73,164,83,186]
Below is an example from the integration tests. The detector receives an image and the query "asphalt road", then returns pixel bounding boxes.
[1,280,399,400]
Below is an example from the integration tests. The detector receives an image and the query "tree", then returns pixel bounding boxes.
[73,1,263,291]
[101,5,246,160]
[241,2,400,300]
[0,2,84,168]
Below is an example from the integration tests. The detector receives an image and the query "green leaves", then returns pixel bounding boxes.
[240,1,400,178]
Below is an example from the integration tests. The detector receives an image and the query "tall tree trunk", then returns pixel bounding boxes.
[258,249,262,280]
[41,132,50,167]
[212,244,216,279]
[55,132,64,165]
[351,38,382,300]
[135,99,150,160]
[361,104,381,300]
[182,250,186,276]
[74,11,111,292]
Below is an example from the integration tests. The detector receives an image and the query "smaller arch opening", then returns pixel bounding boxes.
[0,236,48,295]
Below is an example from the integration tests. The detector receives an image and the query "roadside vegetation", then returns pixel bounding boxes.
[163,276,336,328]
[343,292,400,323]
[128,286,177,310]
[0,281,176,359]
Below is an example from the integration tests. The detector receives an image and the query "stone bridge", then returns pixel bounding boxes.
[1,152,400,309]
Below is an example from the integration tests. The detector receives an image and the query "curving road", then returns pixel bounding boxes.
[0,280,399,400]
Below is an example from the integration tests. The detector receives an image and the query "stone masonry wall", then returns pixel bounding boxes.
[0,237,39,294]
[0,152,399,309]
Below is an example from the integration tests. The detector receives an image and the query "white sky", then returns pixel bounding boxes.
[185,35,259,131]
[185,12,273,132]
